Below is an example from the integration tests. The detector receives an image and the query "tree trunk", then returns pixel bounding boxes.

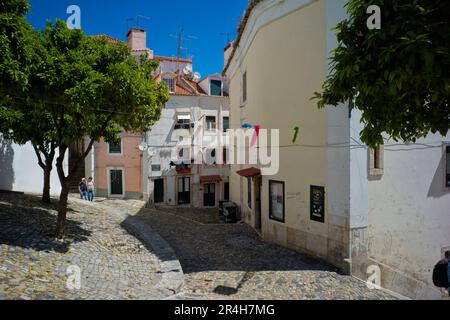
[55,146,69,239]
[54,136,97,238]
[42,166,51,204]
[56,182,69,239]
[42,149,56,204]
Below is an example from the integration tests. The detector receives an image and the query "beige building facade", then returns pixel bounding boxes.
[224,0,450,299]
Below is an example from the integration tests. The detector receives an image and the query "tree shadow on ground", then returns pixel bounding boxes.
[0,194,91,253]
[127,205,341,276]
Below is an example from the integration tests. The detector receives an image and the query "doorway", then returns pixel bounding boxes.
[178,177,191,205]
[203,183,216,207]
[224,182,230,201]
[109,169,124,197]
[154,179,164,203]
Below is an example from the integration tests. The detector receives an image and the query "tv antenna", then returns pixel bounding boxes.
[126,15,150,31]
[169,26,198,70]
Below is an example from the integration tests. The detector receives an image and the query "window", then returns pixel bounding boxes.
[205,116,217,131]
[223,117,229,132]
[163,77,176,93]
[242,71,247,104]
[151,164,161,172]
[369,145,384,176]
[108,139,122,154]
[175,114,191,130]
[247,178,252,209]
[269,180,285,222]
[210,79,222,96]
[446,145,450,187]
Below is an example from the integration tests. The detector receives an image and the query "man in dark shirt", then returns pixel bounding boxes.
[79,178,88,200]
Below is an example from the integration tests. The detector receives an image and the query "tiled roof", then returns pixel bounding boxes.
[174,77,207,96]
[154,56,192,64]
[95,34,124,45]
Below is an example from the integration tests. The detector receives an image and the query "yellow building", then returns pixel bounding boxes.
[224,0,350,271]
[224,0,450,299]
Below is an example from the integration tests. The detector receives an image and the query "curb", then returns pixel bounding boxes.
[71,198,185,295]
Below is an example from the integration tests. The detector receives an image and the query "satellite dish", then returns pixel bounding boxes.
[147,149,156,157]
[183,64,193,75]
[138,142,148,152]
[193,72,201,81]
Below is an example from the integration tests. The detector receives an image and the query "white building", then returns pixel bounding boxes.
[144,68,230,207]
[223,0,450,299]
[0,134,67,196]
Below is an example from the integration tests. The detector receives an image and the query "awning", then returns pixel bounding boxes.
[200,175,222,184]
[177,114,191,120]
[236,167,261,178]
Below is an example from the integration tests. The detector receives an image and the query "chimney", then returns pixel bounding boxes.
[127,28,147,51]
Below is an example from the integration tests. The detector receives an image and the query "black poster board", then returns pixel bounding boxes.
[310,185,325,223]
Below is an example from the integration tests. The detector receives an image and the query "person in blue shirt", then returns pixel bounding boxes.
[78,178,88,200]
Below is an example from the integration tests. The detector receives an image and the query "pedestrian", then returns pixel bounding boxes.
[432,251,450,297]
[79,178,88,200]
[447,251,450,296]
[87,176,95,202]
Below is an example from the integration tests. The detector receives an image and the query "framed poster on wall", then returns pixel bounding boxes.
[310,185,325,223]
[269,180,285,223]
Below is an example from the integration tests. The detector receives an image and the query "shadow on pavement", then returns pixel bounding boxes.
[125,204,341,275]
[0,193,91,253]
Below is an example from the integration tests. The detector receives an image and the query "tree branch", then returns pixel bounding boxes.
[33,144,46,170]
[67,114,114,180]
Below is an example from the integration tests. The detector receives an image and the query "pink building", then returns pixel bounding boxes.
[88,132,144,199]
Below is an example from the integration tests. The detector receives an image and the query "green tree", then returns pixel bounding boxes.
[35,20,169,237]
[0,0,60,203]
[314,0,450,147]
[0,0,35,94]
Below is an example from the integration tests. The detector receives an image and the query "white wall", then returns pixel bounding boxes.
[0,137,67,196]
[145,94,229,206]
[368,134,450,299]
[326,0,351,243]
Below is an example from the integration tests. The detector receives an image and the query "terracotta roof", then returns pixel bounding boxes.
[154,56,192,64]
[95,34,124,45]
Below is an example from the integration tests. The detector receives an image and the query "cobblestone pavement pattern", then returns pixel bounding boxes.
[101,199,397,300]
[0,194,168,300]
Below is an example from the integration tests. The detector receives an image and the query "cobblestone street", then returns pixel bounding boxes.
[0,194,397,300]
[0,193,168,300]
[102,199,397,300]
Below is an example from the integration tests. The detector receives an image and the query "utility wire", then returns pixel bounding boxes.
[4,95,449,152]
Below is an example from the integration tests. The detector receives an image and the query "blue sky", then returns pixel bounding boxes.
[27,0,248,77]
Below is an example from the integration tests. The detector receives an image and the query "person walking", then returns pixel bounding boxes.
[432,251,450,297]
[79,178,88,200]
[87,177,95,202]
